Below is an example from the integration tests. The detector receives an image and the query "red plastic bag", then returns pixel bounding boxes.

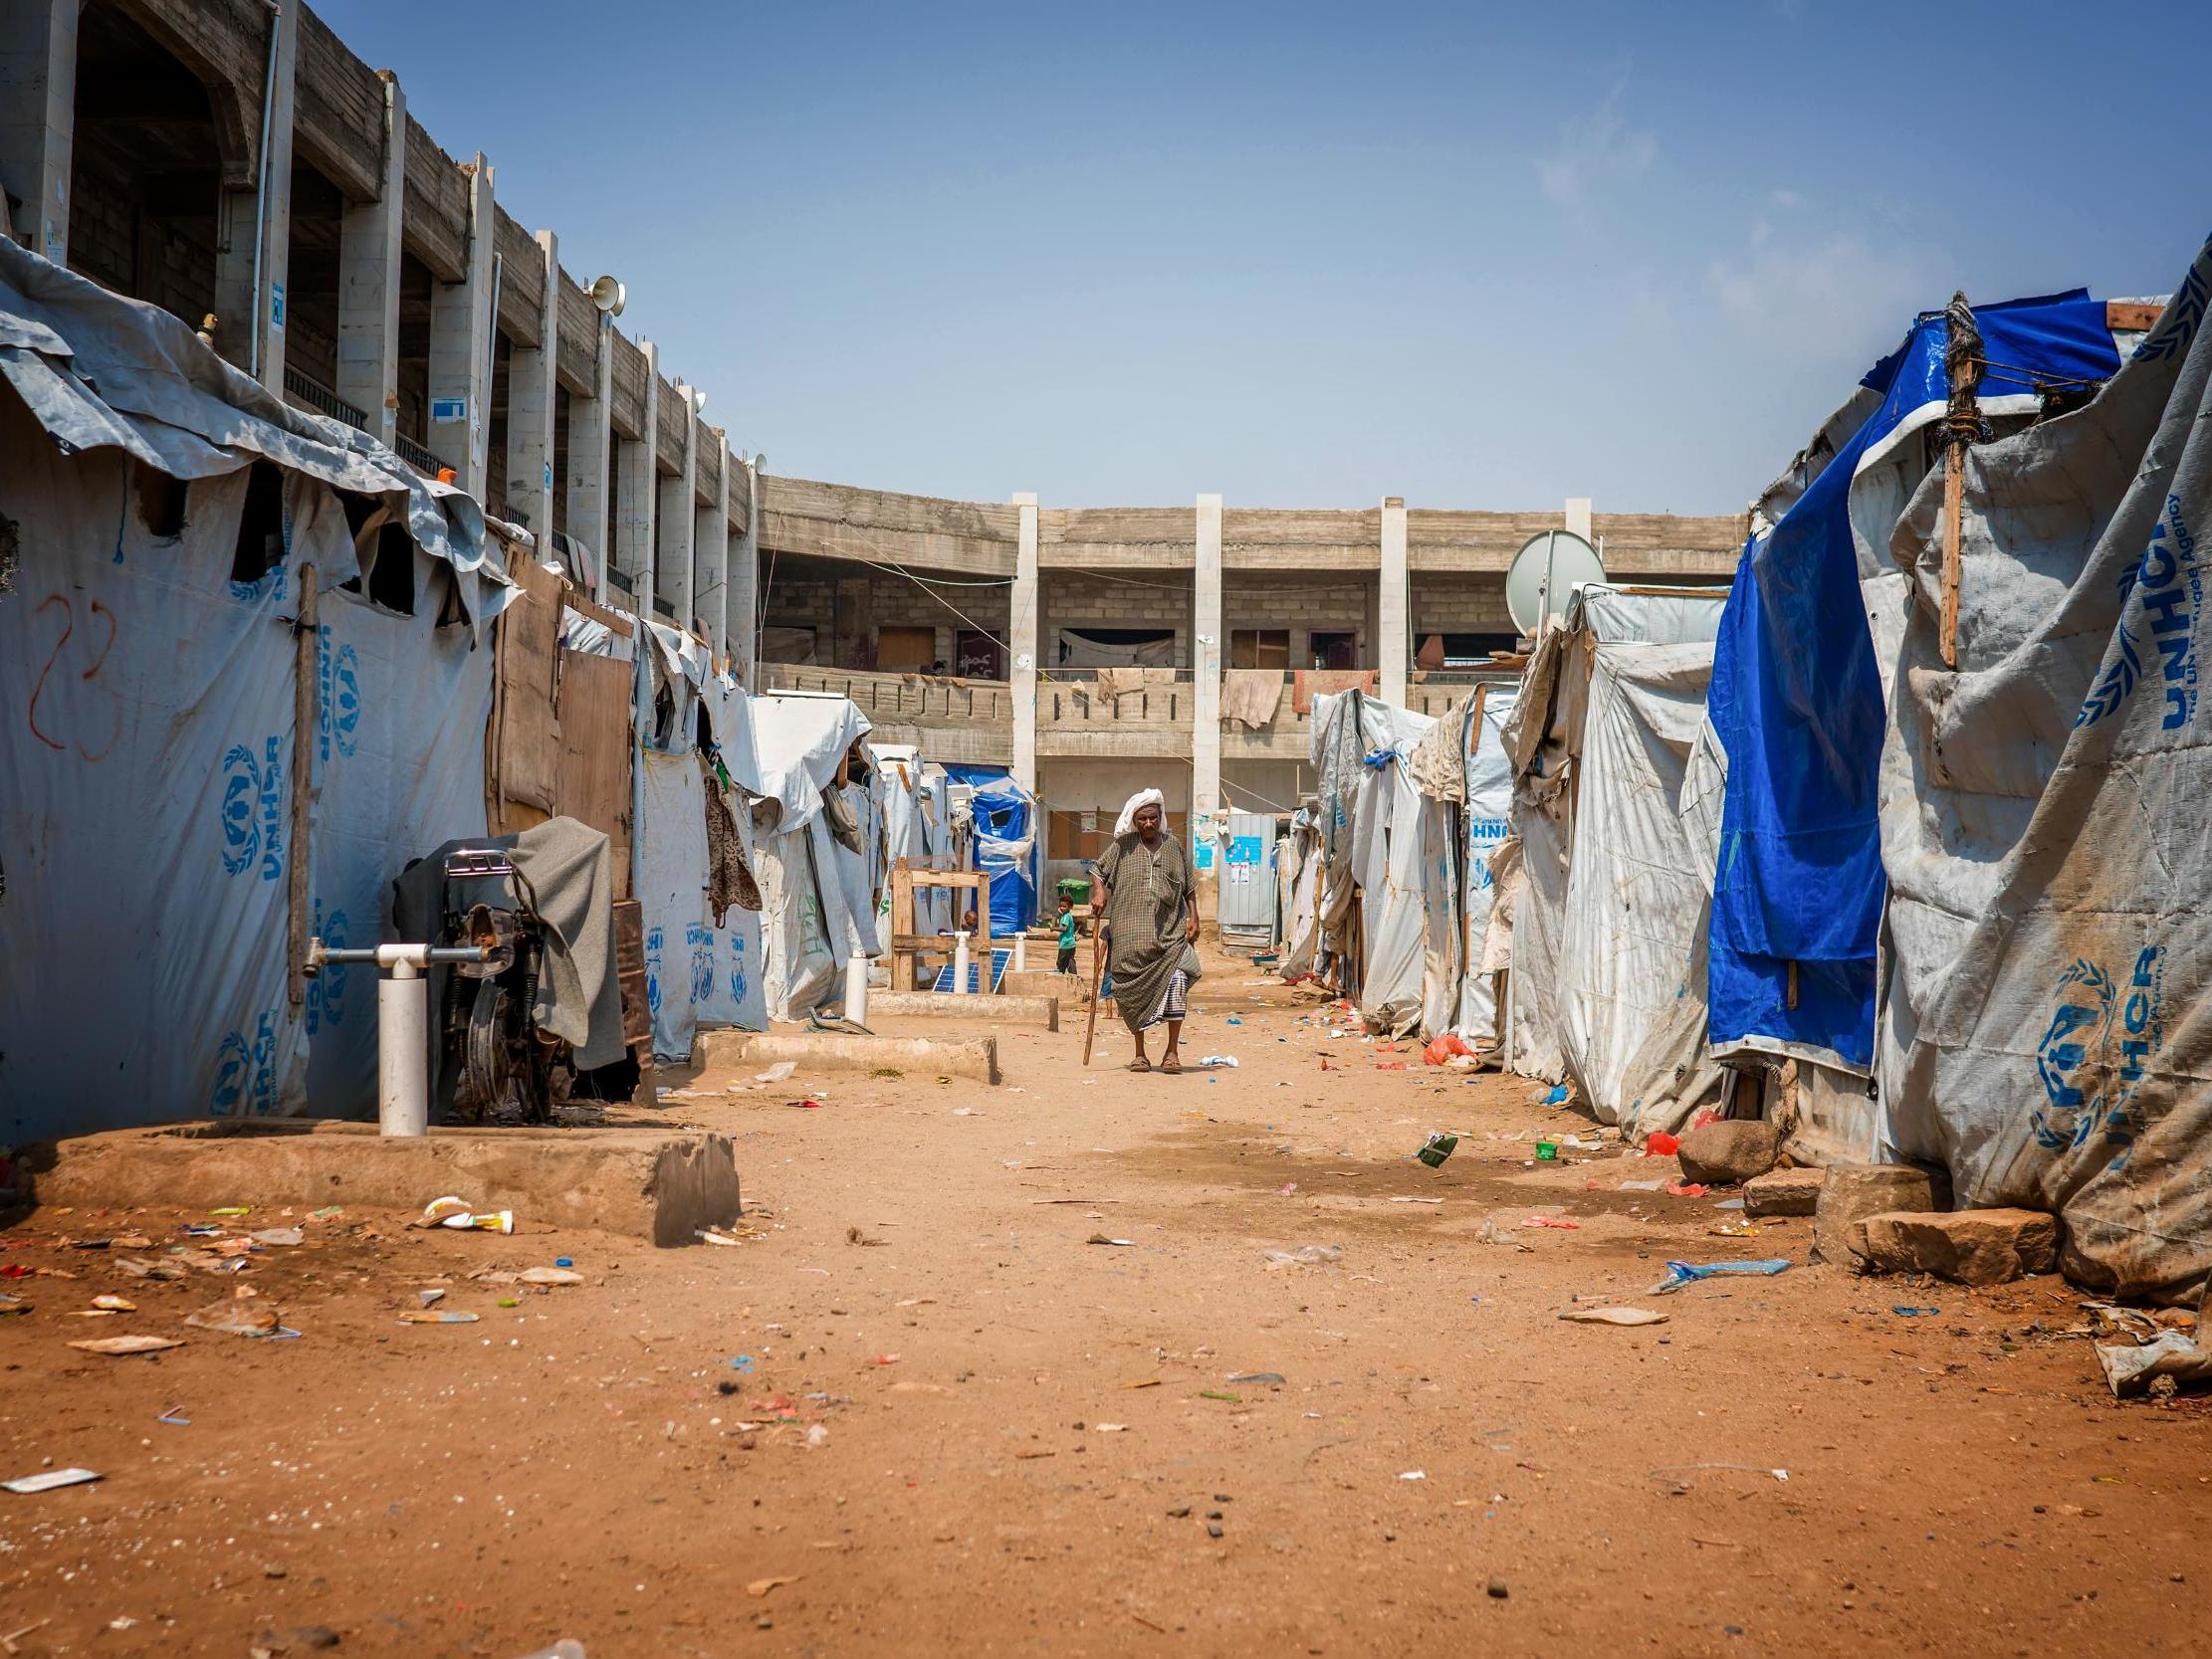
[1423,1035,1473,1066]
[1644,1131,1680,1156]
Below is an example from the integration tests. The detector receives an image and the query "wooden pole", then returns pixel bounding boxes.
[1938,291,1981,670]
[288,563,319,1006]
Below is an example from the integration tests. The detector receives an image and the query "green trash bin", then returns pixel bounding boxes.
[1055,876,1093,907]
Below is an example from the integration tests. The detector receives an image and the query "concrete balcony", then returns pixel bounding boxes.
[759,665,1015,766]
[1039,670,1201,759]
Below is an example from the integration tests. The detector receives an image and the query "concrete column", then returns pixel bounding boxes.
[1565,496,1593,543]
[212,0,296,389]
[1009,492,1039,797]
[614,340,659,611]
[694,436,729,652]
[1379,495,1409,706]
[426,154,495,493]
[333,72,403,446]
[656,386,697,627]
[0,0,77,266]
[1193,493,1223,820]
[565,313,612,596]
[502,229,559,536]
[733,458,761,688]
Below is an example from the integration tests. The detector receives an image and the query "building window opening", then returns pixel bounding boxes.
[1307,630,1357,671]
[1229,629,1289,669]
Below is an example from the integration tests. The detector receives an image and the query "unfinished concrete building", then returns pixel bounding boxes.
[2,0,1746,895]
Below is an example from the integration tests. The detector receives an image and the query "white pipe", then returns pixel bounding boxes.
[952,932,971,995]
[844,954,870,1026]
[377,957,428,1137]
[1013,933,1027,973]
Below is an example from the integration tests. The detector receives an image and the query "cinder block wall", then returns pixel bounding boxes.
[1220,578,1370,666]
[1410,574,1514,633]
[1041,572,1192,669]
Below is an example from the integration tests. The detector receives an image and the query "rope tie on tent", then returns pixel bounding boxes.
[1941,293,1988,447]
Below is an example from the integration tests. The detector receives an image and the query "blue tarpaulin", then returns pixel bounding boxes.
[941,764,1042,935]
[1707,291,2120,1070]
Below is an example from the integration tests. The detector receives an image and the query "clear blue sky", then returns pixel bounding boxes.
[322,0,2206,514]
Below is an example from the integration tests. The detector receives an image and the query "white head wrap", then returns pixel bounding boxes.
[1113,787,1167,839]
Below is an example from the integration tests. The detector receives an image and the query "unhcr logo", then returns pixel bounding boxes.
[2031,945,2165,1157]
[2078,495,2200,729]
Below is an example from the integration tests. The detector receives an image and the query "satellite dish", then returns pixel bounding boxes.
[587,274,626,316]
[1504,528,1605,636]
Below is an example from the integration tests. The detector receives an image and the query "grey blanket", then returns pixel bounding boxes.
[390,816,627,1073]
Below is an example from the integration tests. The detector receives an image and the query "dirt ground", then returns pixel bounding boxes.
[1,955,2205,1658]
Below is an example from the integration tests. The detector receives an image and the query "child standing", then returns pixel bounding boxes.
[1056,893,1080,974]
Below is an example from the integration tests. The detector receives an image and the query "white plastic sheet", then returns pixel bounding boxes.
[1454,688,1518,1041]
[0,438,304,1139]
[1555,643,1723,1128]
[750,694,878,1021]
[304,578,495,1114]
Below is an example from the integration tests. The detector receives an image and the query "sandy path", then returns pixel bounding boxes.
[0,961,2202,1656]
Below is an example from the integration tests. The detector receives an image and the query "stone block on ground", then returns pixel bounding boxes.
[1853,1208,2060,1287]
[1675,1119,1782,1186]
[1812,1162,1941,1266]
[1744,1166,1824,1218]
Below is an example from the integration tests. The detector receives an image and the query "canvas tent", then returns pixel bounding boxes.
[1405,682,1521,1045]
[1706,289,2125,1119]
[1306,690,1438,1035]
[1495,583,1730,1133]
[633,643,769,1061]
[874,744,959,935]
[1871,237,2212,1301]
[750,693,883,1022]
[0,238,514,1141]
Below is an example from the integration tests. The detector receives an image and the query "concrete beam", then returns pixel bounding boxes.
[0,0,76,267]
[30,1122,741,1249]
[502,228,559,534]
[425,154,495,491]
[566,311,612,597]
[1011,491,1039,797]
[694,1028,1000,1086]
[1379,496,1409,705]
[656,383,698,627]
[694,435,730,654]
[734,457,760,687]
[1193,493,1223,820]
[615,341,659,607]
[333,72,403,448]
[211,0,296,389]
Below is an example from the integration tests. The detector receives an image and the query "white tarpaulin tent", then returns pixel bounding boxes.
[634,622,770,1058]
[1308,690,1436,1035]
[1875,237,2212,1301]
[1496,584,1728,1127]
[876,745,957,935]
[0,240,508,1140]
[749,693,882,1022]
[1402,684,1520,1044]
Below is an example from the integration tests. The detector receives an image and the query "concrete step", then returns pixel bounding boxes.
[696,1028,999,1085]
[868,992,1058,1030]
[30,1121,740,1247]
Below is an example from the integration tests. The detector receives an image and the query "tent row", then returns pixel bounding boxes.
[0,239,990,1143]
[1283,235,2212,1299]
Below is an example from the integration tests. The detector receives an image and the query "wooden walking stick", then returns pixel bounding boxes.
[1081,921,1107,1068]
